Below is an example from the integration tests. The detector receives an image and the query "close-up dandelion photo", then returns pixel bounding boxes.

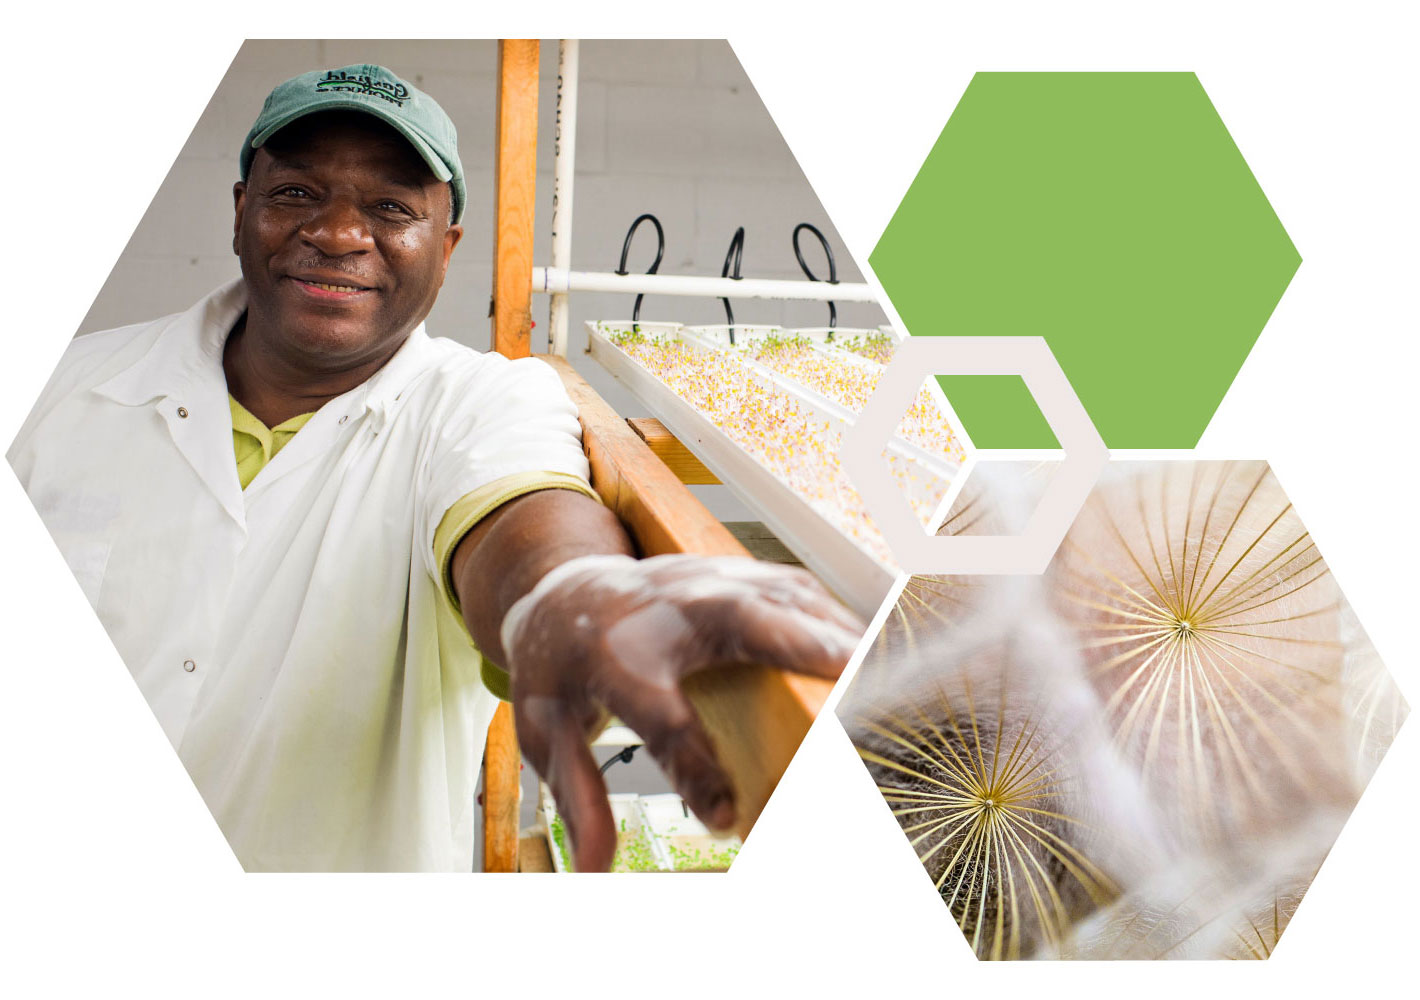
[840,461,1408,960]
[855,646,1122,959]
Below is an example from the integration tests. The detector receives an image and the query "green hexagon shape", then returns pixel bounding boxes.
[870,72,1300,449]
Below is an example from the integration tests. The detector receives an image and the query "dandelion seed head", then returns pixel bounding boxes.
[1051,461,1357,844]
[844,459,1402,959]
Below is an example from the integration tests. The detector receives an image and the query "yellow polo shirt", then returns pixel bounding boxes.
[229,393,598,700]
[230,395,314,488]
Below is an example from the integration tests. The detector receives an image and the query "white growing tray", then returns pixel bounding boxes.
[541,791,651,873]
[540,789,742,873]
[586,321,957,618]
[637,793,740,872]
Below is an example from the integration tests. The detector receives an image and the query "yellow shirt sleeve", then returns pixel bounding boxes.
[432,470,602,700]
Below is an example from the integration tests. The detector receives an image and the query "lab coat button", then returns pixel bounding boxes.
[177,406,189,419]
[182,659,197,673]
[339,415,349,425]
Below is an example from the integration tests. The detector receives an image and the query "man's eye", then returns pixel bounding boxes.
[376,200,413,216]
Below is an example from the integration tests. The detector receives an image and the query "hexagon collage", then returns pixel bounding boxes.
[3,9,1417,997]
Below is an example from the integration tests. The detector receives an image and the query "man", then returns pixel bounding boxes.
[8,65,862,872]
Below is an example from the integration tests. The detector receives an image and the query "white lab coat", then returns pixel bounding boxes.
[8,280,592,871]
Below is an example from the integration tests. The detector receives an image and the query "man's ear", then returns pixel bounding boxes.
[232,181,247,256]
[439,224,464,284]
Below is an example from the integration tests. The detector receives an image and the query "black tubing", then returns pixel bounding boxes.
[720,226,746,344]
[616,214,665,331]
[792,222,839,330]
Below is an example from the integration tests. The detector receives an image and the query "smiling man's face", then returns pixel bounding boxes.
[232,111,463,374]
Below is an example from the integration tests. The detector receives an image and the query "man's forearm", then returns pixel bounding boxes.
[450,489,635,667]
[454,485,861,872]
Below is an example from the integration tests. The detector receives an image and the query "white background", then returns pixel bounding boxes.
[2,1,1416,995]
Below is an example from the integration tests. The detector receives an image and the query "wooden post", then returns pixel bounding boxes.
[483,37,541,874]
[491,39,541,359]
[483,38,831,864]
[482,703,521,873]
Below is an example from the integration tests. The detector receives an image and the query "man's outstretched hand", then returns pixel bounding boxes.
[451,489,864,873]
[499,553,863,873]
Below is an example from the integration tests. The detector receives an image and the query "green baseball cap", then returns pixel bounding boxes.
[240,64,466,223]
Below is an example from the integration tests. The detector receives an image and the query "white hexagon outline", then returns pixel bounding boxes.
[842,336,1108,575]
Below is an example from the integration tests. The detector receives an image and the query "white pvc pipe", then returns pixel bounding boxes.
[548,40,579,357]
[532,267,878,303]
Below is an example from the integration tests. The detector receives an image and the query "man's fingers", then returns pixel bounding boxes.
[646,560,865,677]
[547,721,618,873]
[517,695,617,872]
[701,596,862,680]
[742,563,866,635]
[657,559,864,635]
[506,556,867,868]
[613,685,737,833]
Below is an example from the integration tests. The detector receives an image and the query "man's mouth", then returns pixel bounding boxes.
[288,275,376,299]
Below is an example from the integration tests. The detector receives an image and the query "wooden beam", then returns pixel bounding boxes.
[484,38,541,874]
[518,834,555,873]
[540,353,834,840]
[544,355,745,558]
[626,417,720,485]
[723,522,803,565]
[491,39,540,358]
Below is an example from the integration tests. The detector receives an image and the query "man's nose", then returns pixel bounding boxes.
[298,197,374,256]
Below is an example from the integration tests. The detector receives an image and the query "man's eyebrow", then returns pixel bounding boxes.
[260,152,314,173]
[261,153,432,194]
[374,175,431,194]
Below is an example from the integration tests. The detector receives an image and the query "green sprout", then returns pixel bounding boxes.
[551,810,740,873]
[609,818,660,873]
[744,330,812,361]
[837,331,895,363]
[549,815,574,872]
[550,815,662,872]
[607,324,658,348]
[661,825,741,872]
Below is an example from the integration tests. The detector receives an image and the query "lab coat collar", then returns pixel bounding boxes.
[93,279,246,408]
[90,281,247,526]
[89,279,438,523]
[349,312,435,430]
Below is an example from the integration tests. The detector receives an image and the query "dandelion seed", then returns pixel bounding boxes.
[1052,462,1355,841]
[856,655,1118,960]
